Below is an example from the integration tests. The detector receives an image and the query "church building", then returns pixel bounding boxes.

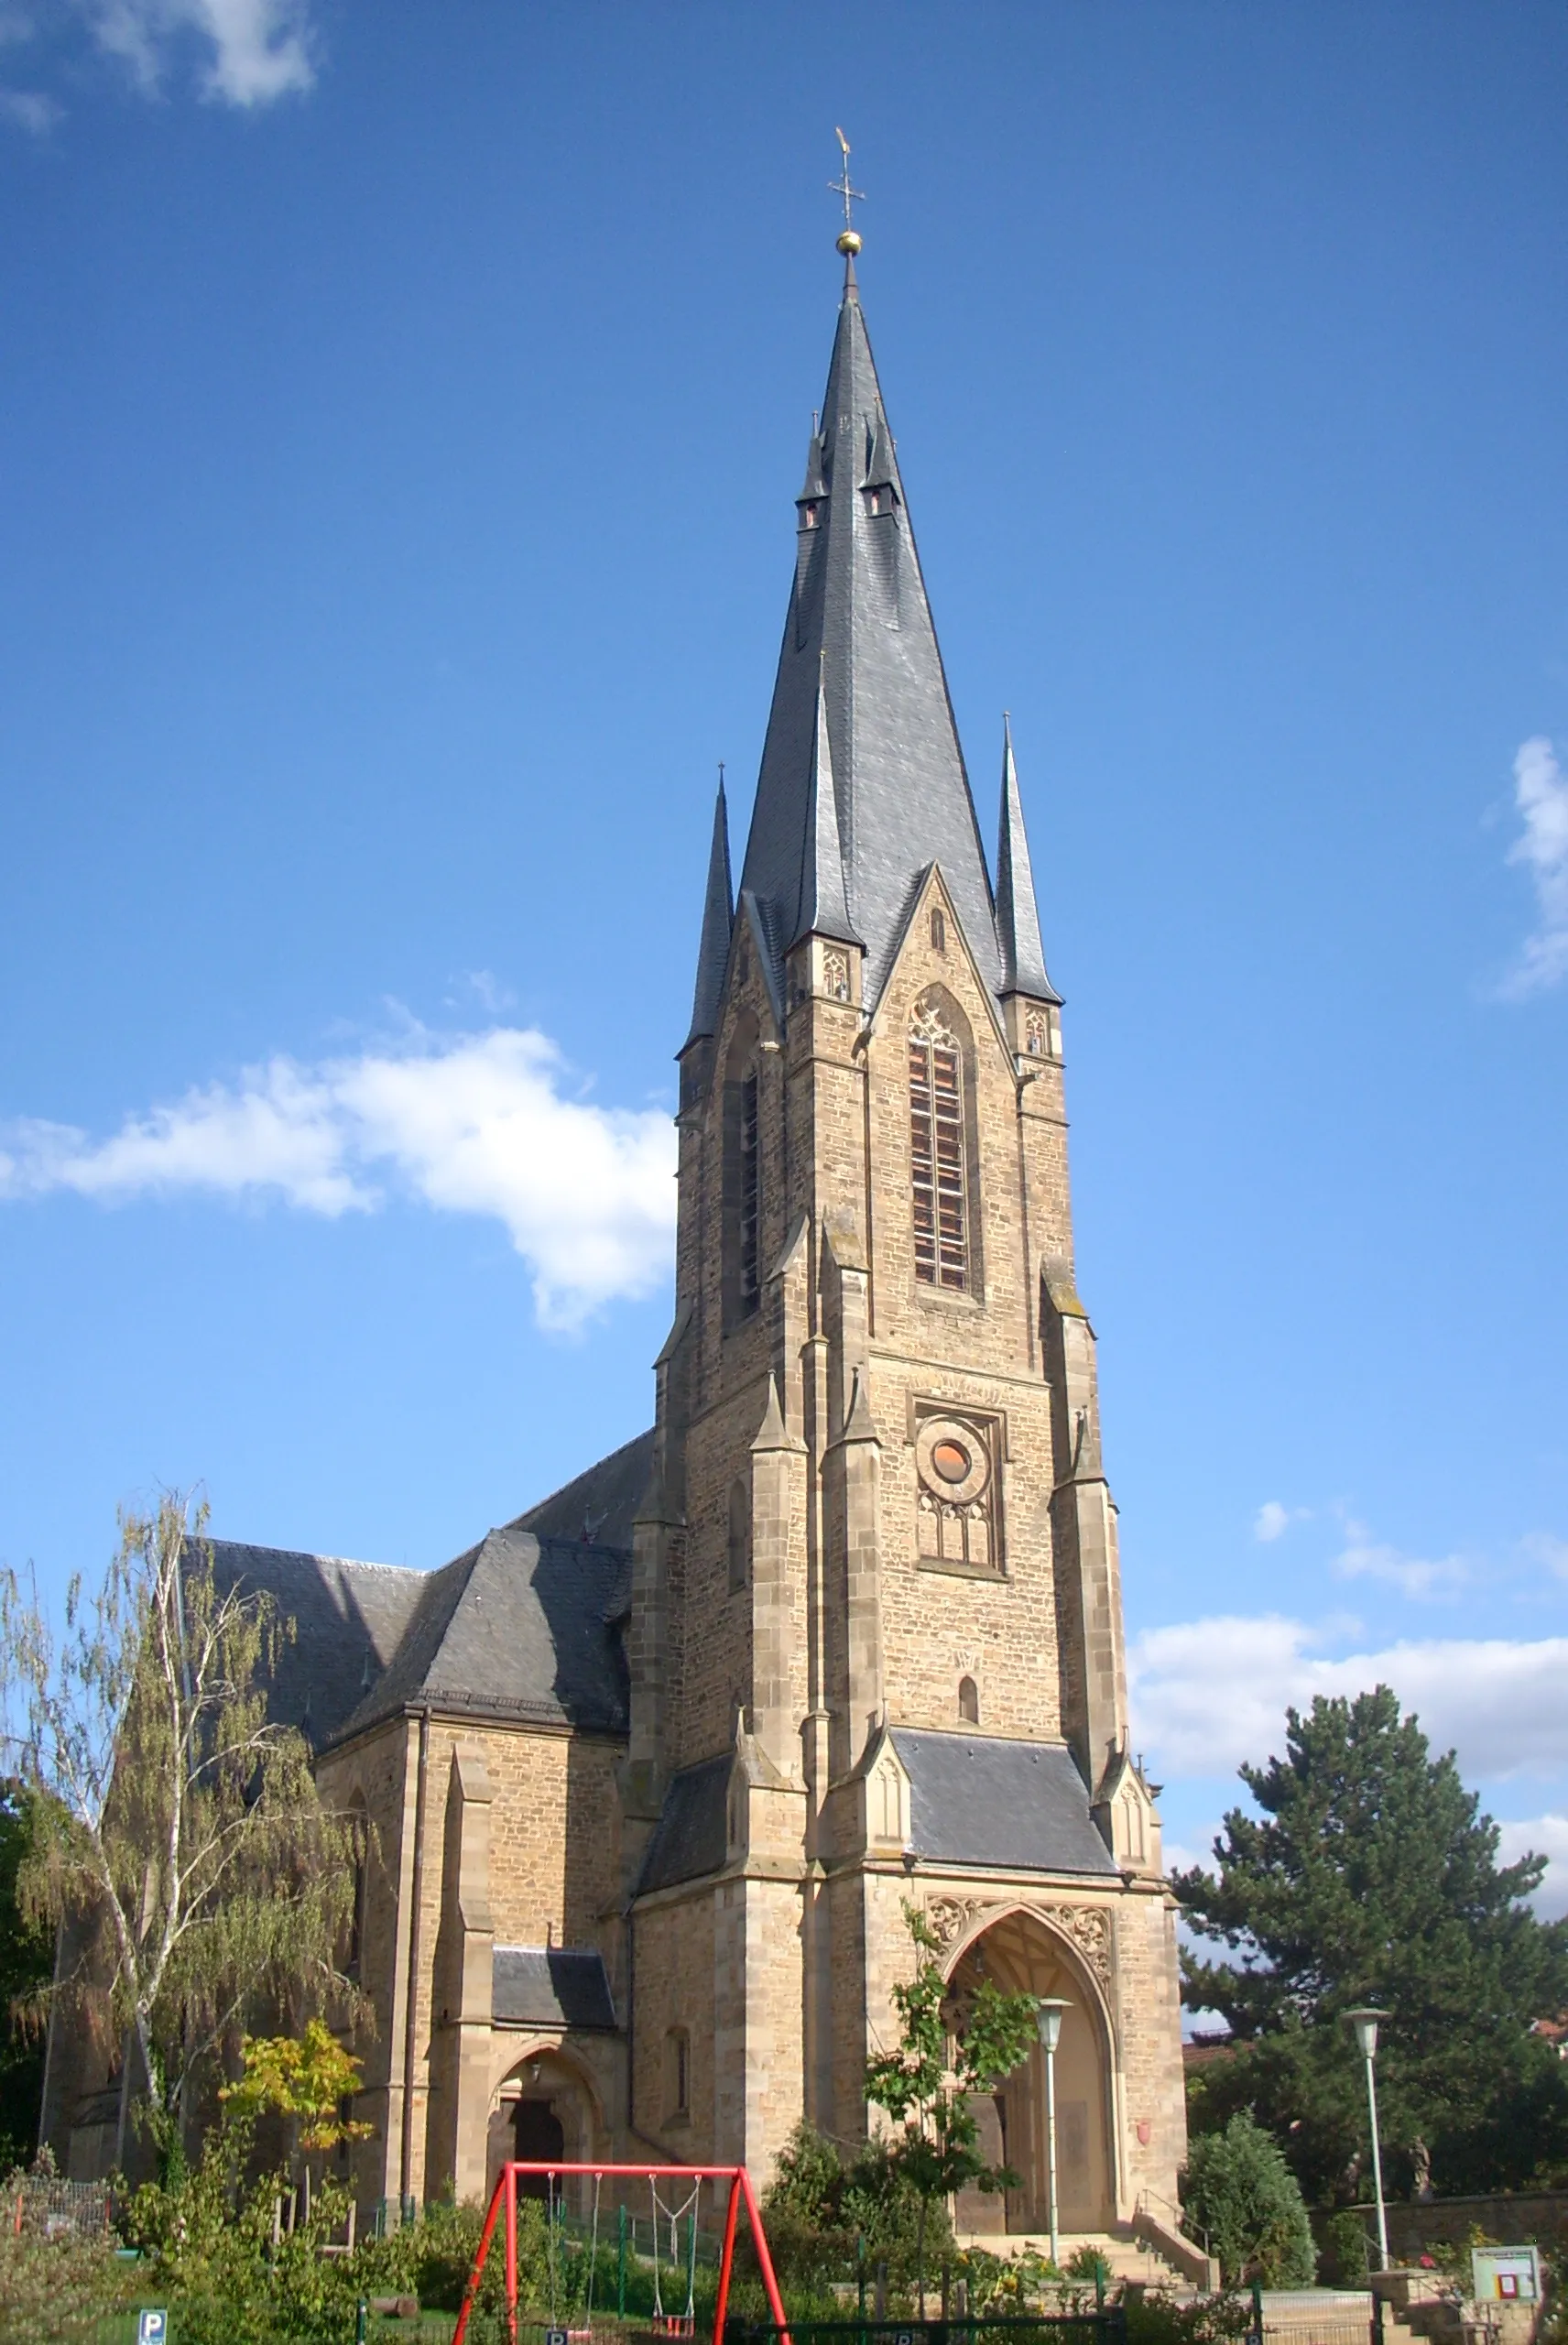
[44,234,1189,2252]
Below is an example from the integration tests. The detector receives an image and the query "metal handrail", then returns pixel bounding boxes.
[1134,2187,1211,2256]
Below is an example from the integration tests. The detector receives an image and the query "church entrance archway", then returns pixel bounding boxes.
[512,2100,565,2199]
[944,1909,1116,2238]
[486,2050,601,2214]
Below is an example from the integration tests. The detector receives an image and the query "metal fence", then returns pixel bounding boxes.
[7,2171,114,2239]
[723,2315,1129,2345]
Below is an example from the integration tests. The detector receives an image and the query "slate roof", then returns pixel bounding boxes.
[492,1947,617,2032]
[634,1754,731,1894]
[195,1427,655,1756]
[203,1542,426,1748]
[330,1525,629,1746]
[889,1730,1117,1876]
[510,1428,654,1554]
[735,258,1051,1016]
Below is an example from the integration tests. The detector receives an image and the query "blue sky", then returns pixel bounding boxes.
[2,3,1566,1925]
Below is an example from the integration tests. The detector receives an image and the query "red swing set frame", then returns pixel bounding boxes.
[451,2162,790,2345]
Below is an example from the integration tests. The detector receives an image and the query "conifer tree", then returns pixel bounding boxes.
[1175,1687,1568,2198]
[1183,2110,1316,2285]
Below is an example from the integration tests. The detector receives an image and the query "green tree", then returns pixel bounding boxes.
[1182,2111,1316,2285]
[1174,1687,1568,2199]
[0,1492,365,2168]
[865,1903,1040,2309]
[0,1786,54,2168]
[758,2121,954,2303]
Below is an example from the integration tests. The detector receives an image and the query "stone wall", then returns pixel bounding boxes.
[324,1712,624,2208]
[1326,2196,1568,2262]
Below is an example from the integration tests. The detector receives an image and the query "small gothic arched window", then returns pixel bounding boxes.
[1026,1009,1047,1057]
[909,1002,969,1291]
[930,907,946,953]
[727,1478,750,1595]
[958,1675,980,1726]
[666,2028,691,2119]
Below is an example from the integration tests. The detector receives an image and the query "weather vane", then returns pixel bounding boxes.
[830,126,865,256]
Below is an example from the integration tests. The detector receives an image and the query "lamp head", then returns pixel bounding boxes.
[1344,2006,1390,2060]
[1036,1996,1072,2054]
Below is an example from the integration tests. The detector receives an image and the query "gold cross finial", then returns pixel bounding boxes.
[831,127,865,256]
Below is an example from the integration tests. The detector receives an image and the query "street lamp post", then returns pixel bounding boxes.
[1344,2008,1391,2273]
[1036,1998,1073,2269]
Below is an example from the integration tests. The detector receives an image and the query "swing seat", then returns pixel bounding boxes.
[653,2319,695,2337]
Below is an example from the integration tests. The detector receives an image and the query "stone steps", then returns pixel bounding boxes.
[951,2230,1193,2287]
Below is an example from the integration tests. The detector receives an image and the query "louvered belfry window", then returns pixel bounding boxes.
[909,1006,968,1290]
[738,1071,760,1314]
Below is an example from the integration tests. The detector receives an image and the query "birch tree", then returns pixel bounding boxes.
[0,1493,362,2164]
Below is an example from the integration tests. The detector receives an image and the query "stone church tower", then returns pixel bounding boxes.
[621,245,1187,2230]
[42,238,1188,2254]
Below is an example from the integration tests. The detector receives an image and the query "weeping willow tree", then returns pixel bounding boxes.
[0,1492,364,2165]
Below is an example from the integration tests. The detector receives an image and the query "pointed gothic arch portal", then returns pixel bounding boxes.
[944,1909,1117,2238]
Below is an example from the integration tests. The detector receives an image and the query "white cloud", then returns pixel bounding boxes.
[460,971,517,1016]
[1523,1532,1568,1581]
[1499,735,1568,998]
[0,1027,677,1330]
[1128,1612,1568,1783]
[1497,1816,1568,1920]
[1254,1500,1310,1543]
[0,83,60,128]
[1331,1518,1467,1601]
[84,0,315,105]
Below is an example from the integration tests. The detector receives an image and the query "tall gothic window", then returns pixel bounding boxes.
[737,1071,759,1314]
[723,1018,762,1328]
[909,1003,968,1291]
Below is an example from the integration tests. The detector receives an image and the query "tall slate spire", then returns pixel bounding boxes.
[995,716,1059,1003]
[683,776,734,1050]
[736,257,1001,1009]
[790,663,860,948]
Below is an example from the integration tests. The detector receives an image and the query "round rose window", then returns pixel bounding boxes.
[931,1438,972,1484]
[914,1416,992,1510]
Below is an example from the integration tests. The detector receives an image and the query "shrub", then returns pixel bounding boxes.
[122,2108,549,2342]
[1123,2291,1255,2345]
[752,2121,955,2306]
[0,2219,138,2343]
[1318,2208,1372,2285]
[1183,2112,1317,2286]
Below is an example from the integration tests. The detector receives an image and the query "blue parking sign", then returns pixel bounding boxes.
[136,2315,168,2344]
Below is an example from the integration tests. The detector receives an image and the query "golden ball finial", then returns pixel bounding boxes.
[836,228,862,256]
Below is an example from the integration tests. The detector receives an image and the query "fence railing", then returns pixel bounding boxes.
[8,2171,114,2239]
[723,2316,1129,2345]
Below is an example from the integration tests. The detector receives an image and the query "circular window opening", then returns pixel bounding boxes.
[931,1438,972,1484]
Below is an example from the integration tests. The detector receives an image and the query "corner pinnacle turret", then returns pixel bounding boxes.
[683,774,733,1051]
[996,716,1059,1005]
